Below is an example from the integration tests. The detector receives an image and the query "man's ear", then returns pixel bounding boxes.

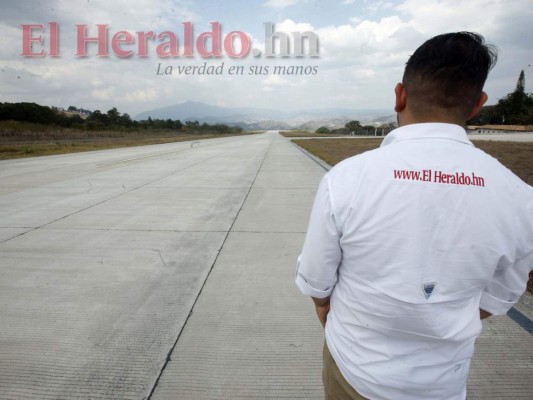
[467,91,488,120]
[394,83,407,113]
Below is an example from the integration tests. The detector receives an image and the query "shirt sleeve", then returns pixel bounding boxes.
[295,174,342,298]
[480,182,533,315]
[480,255,532,315]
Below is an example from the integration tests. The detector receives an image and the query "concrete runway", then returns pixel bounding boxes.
[0,132,325,399]
[0,131,531,399]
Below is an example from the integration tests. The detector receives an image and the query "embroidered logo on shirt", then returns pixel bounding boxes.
[422,282,437,299]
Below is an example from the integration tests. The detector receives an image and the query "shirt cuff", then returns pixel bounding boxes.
[479,291,515,315]
[295,272,333,298]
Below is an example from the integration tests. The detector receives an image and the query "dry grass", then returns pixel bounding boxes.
[0,120,173,142]
[292,138,382,165]
[0,122,261,160]
[293,137,533,293]
[473,141,533,186]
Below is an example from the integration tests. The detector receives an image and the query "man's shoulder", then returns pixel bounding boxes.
[323,147,388,205]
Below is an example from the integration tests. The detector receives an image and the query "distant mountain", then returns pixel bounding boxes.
[237,120,293,131]
[134,101,393,131]
[297,117,353,131]
[371,114,396,124]
[134,101,287,122]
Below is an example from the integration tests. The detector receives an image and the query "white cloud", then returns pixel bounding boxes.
[394,0,530,38]
[349,16,363,24]
[91,77,104,88]
[364,1,395,14]
[262,74,290,87]
[263,0,305,9]
[91,86,116,101]
[315,16,416,65]
[123,88,158,103]
[270,19,315,33]
[54,0,198,29]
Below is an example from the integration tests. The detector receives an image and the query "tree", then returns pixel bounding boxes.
[120,113,132,127]
[0,102,58,124]
[467,105,498,125]
[106,107,121,125]
[515,70,525,94]
[494,70,533,124]
[87,109,110,126]
[316,126,330,134]
[468,70,533,125]
[345,120,362,131]
[379,122,397,129]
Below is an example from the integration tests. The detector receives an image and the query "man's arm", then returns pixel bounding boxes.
[480,183,533,316]
[295,175,342,326]
[480,308,492,320]
[312,296,331,328]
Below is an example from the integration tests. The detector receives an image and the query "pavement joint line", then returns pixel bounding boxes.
[0,145,247,246]
[147,186,252,189]
[144,133,276,400]
[252,186,319,189]
[132,186,253,190]
[36,227,230,233]
[248,187,318,191]
[230,230,307,234]
[4,186,254,190]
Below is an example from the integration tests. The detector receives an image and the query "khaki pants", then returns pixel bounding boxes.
[323,342,369,400]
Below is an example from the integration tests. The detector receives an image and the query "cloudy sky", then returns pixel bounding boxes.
[1,0,532,117]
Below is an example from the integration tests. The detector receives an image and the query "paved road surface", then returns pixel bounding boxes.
[0,132,531,399]
[0,132,323,399]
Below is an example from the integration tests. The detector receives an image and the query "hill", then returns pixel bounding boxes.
[134,101,393,130]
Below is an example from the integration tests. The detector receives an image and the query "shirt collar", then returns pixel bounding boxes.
[380,123,473,148]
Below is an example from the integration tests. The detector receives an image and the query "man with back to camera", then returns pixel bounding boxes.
[295,32,533,400]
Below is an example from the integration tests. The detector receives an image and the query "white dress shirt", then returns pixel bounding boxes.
[296,123,533,400]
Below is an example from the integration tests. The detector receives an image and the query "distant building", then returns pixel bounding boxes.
[465,125,533,134]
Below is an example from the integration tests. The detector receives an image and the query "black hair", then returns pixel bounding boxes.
[402,32,498,120]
